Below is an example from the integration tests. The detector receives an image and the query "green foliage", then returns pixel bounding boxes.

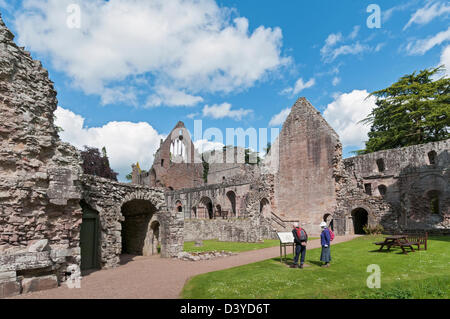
[80,146,118,181]
[363,224,384,235]
[358,66,450,154]
[244,148,261,165]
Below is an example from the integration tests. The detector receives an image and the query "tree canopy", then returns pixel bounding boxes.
[358,66,449,154]
[80,146,118,181]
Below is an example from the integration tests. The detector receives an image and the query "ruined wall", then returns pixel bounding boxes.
[137,121,204,190]
[167,177,276,242]
[272,98,341,235]
[0,15,83,297]
[79,175,182,266]
[337,139,450,234]
[206,146,261,185]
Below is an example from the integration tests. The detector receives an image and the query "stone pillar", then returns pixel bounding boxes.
[159,209,184,258]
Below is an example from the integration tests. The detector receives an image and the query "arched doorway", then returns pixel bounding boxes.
[80,202,100,271]
[351,208,368,235]
[323,214,334,231]
[226,191,237,217]
[121,199,156,255]
[260,198,271,219]
[150,221,160,255]
[216,204,222,218]
[198,197,213,219]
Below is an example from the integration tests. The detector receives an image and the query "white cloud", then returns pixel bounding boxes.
[406,27,450,55]
[14,0,289,105]
[269,108,291,127]
[332,77,341,86]
[383,2,415,23]
[349,26,360,40]
[194,139,225,154]
[323,90,377,148]
[320,29,370,63]
[55,107,164,181]
[440,45,450,77]
[320,32,343,58]
[282,77,315,96]
[202,103,253,120]
[145,87,203,108]
[404,1,450,30]
[186,112,200,119]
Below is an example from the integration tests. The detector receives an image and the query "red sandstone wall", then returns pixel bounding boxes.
[273,98,341,234]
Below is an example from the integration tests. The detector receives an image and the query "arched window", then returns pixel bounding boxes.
[427,190,440,214]
[364,183,372,195]
[378,185,387,196]
[427,151,437,165]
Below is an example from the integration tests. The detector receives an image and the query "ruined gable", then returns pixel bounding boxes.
[273,97,341,234]
[136,121,203,190]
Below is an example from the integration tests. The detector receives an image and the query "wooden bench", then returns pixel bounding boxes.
[405,232,428,251]
[399,242,416,254]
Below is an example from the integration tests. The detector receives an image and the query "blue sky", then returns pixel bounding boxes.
[1,0,449,181]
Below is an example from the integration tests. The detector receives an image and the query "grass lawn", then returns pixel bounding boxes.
[182,236,450,299]
[184,239,281,253]
[184,238,319,253]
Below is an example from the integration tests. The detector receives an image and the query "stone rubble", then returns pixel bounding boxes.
[176,251,236,262]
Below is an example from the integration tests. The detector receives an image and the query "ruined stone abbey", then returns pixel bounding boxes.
[0,14,448,298]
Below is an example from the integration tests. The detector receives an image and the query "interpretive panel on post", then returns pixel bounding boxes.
[277,232,294,244]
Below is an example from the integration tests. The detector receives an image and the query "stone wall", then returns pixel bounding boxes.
[0,14,83,297]
[184,218,275,243]
[79,175,182,266]
[270,98,341,235]
[334,139,450,234]
[135,121,204,190]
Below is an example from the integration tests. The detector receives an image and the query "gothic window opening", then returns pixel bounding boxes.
[428,151,437,165]
[376,158,385,172]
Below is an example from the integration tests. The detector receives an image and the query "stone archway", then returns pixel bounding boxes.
[260,198,271,219]
[351,208,368,235]
[226,191,237,217]
[198,196,213,219]
[121,199,157,256]
[149,220,160,255]
[323,213,334,231]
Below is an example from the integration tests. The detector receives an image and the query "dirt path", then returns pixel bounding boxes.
[14,235,358,299]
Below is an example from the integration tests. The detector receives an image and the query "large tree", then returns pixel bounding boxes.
[80,146,118,181]
[358,67,449,154]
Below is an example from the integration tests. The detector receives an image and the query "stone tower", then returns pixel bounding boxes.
[272,98,341,234]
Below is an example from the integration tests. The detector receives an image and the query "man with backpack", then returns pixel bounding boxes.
[290,222,308,269]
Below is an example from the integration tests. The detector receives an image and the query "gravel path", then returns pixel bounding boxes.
[14,235,358,299]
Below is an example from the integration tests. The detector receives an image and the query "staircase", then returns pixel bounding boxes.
[268,212,299,233]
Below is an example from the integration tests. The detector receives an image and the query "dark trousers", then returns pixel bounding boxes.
[294,243,306,265]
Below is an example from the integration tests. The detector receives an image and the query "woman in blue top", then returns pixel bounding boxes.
[320,221,331,267]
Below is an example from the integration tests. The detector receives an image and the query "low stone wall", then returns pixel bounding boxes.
[184,218,274,243]
[0,240,78,298]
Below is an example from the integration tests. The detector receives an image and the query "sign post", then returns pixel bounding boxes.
[277,232,295,264]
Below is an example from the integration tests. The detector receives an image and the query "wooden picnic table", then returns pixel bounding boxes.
[374,235,416,254]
